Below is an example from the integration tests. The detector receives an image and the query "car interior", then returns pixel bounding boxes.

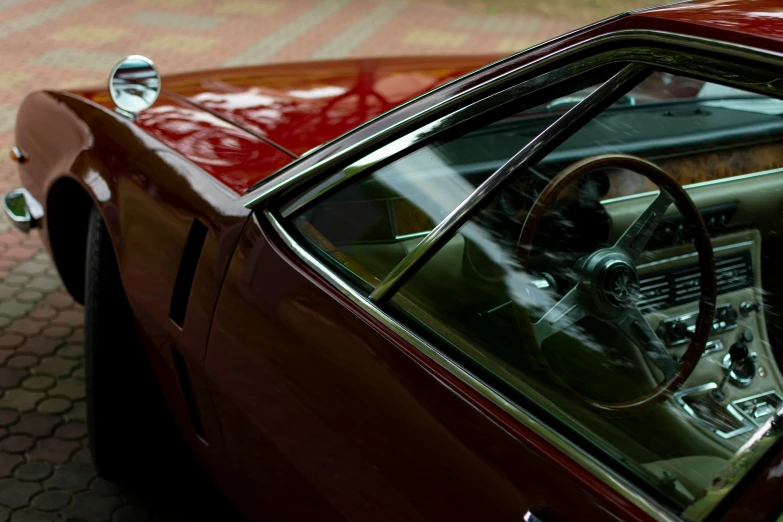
[289,68,783,512]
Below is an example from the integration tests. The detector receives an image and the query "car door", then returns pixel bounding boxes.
[205,41,783,521]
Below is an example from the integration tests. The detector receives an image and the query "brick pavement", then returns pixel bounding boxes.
[0,0,659,520]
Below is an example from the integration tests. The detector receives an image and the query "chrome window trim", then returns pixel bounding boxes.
[264,209,678,522]
[242,29,783,210]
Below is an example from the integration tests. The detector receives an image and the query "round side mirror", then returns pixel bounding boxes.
[108,55,161,114]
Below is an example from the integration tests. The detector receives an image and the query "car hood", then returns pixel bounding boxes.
[159,55,496,157]
[70,55,496,194]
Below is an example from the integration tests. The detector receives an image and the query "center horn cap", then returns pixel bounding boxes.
[603,261,639,307]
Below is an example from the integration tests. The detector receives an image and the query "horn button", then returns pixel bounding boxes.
[579,249,640,317]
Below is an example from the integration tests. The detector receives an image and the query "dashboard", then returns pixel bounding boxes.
[604,169,783,453]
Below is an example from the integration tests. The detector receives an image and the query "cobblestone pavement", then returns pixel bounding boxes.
[0,0,660,520]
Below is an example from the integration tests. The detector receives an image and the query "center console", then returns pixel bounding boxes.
[639,229,782,445]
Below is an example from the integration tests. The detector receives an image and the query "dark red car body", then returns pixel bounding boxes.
[10,1,783,520]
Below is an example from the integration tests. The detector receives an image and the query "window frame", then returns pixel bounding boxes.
[262,33,783,522]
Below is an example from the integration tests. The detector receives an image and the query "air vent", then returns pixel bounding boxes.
[638,252,752,312]
[169,219,208,326]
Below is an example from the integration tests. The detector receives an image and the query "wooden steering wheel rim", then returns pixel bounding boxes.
[515,153,717,414]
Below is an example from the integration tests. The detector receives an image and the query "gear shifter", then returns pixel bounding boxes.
[712,343,750,402]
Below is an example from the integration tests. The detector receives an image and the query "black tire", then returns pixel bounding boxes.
[84,206,182,483]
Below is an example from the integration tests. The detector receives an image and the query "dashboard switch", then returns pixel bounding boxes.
[740,301,762,316]
[741,329,754,343]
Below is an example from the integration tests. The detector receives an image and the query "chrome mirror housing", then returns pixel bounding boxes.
[108,55,161,116]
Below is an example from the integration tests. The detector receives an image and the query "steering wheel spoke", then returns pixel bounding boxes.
[616,307,678,381]
[614,189,674,261]
[533,285,585,346]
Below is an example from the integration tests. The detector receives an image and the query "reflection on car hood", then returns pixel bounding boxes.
[159,56,496,157]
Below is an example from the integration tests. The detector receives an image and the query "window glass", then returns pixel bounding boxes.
[390,70,783,514]
[292,71,609,288]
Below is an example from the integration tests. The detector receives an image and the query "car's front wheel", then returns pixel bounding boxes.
[84,206,181,483]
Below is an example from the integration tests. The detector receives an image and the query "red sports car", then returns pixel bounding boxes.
[7,1,783,520]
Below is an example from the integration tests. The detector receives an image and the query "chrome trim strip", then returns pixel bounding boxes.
[637,241,753,270]
[265,209,676,522]
[602,167,783,206]
[369,63,651,302]
[242,29,783,209]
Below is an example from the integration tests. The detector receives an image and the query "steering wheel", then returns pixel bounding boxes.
[516,154,717,413]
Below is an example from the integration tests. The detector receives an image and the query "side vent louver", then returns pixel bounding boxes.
[638,253,752,313]
[169,219,208,326]
[171,347,205,441]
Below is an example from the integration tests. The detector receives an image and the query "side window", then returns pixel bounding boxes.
[390,70,783,514]
[291,65,613,290]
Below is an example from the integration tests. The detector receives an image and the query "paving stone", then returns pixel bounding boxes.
[14,260,49,277]
[0,349,12,365]
[40,326,71,340]
[26,438,79,464]
[0,367,27,389]
[36,398,72,415]
[90,477,124,496]
[27,308,57,320]
[66,401,86,422]
[6,354,38,370]
[10,413,60,438]
[0,334,24,348]
[0,478,41,508]
[72,366,85,380]
[35,356,78,378]
[0,434,34,453]
[41,294,72,310]
[0,389,44,413]
[14,291,45,304]
[56,344,83,361]
[54,422,87,441]
[20,376,55,392]
[70,447,92,465]
[112,504,152,522]
[0,427,6,439]
[0,453,23,477]
[52,310,83,328]
[4,274,30,287]
[21,338,62,357]
[44,463,95,491]
[68,328,84,344]
[49,379,84,401]
[25,277,61,293]
[14,462,53,482]
[31,490,71,512]
[0,409,19,427]
[0,316,13,329]
[9,508,58,522]
[0,299,35,319]
[8,319,47,336]
[0,283,16,300]
[0,505,8,522]
[62,490,121,522]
